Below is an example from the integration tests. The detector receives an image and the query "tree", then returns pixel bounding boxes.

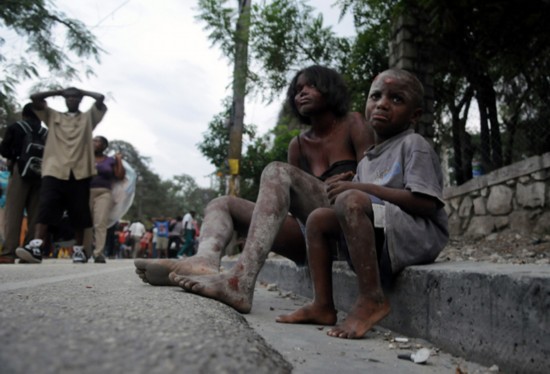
[196,0,387,200]
[339,0,550,183]
[197,106,260,200]
[0,0,102,115]
[227,0,252,196]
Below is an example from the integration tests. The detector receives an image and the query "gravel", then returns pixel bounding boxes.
[436,232,550,265]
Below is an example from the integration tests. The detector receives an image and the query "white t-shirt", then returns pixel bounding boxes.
[182,213,193,230]
[129,221,146,237]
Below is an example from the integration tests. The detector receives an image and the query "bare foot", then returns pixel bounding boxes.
[134,257,218,286]
[327,296,390,339]
[275,303,337,325]
[170,270,254,314]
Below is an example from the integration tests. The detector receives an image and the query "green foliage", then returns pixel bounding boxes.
[0,0,103,112]
[416,0,550,175]
[196,103,261,198]
[197,0,350,102]
[338,0,550,184]
[195,0,237,59]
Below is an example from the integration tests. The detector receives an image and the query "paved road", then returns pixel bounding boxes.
[0,259,491,373]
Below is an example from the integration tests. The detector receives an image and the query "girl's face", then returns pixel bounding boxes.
[93,137,106,153]
[294,74,327,117]
[365,72,422,143]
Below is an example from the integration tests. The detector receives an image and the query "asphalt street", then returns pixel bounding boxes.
[0,259,492,373]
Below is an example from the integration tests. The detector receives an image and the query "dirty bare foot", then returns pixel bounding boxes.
[275,303,337,325]
[170,270,254,314]
[327,296,390,339]
[134,257,218,286]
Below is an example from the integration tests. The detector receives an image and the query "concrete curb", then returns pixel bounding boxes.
[223,258,550,374]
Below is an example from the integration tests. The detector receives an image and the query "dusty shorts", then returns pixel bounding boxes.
[36,175,93,230]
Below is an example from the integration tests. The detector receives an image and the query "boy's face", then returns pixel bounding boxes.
[365,72,422,143]
[293,73,327,117]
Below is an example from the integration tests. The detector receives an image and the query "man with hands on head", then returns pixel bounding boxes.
[16,87,107,264]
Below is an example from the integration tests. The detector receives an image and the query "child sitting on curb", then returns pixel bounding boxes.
[276,68,449,339]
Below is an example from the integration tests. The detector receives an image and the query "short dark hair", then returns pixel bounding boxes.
[22,103,39,121]
[95,136,109,148]
[375,69,425,109]
[286,65,350,124]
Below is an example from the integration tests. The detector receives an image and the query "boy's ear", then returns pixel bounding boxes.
[410,108,423,126]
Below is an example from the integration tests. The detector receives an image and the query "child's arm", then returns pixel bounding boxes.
[327,181,438,217]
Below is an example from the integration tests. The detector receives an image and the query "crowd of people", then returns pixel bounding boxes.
[0,65,449,340]
[113,214,199,260]
[0,86,200,264]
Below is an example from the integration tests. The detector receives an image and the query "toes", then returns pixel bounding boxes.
[168,272,179,283]
[134,259,147,269]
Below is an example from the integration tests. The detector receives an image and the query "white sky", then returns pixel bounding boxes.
[13,0,354,188]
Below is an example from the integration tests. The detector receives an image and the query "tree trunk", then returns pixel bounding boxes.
[476,94,491,173]
[227,0,252,197]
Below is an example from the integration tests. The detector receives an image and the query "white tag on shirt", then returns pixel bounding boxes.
[372,204,386,228]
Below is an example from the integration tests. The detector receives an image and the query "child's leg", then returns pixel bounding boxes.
[276,207,339,325]
[171,162,330,313]
[328,190,390,339]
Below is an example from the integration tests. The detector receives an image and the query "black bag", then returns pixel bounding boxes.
[125,234,134,246]
[16,120,47,179]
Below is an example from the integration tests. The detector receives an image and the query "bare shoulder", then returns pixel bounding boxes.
[287,134,300,166]
[345,112,367,131]
[345,112,374,156]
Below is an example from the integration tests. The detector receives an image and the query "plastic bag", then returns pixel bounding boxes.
[108,160,136,228]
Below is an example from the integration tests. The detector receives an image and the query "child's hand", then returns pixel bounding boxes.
[326,180,355,204]
[324,171,355,185]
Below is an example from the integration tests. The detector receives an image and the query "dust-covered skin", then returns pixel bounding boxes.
[275,302,337,326]
[134,197,241,286]
[277,190,391,339]
[329,190,390,339]
[135,192,308,286]
[327,297,390,339]
[172,162,331,312]
[135,257,217,286]
[134,66,374,295]
[276,69,431,338]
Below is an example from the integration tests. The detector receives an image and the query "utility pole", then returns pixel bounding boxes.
[227,0,251,196]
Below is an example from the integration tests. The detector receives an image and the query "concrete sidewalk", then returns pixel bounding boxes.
[238,257,550,374]
[0,259,490,373]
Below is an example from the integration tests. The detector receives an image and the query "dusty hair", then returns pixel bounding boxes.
[374,68,424,108]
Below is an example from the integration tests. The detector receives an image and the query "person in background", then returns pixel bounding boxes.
[83,136,125,263]
[0,103,46,264]
[168,216,184,258]
[153,217,169,258]
[16,87,107,264]
[151,224,158,258]
[128,219,146,259]
[138,228,153,258]
[177,211,195,257]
